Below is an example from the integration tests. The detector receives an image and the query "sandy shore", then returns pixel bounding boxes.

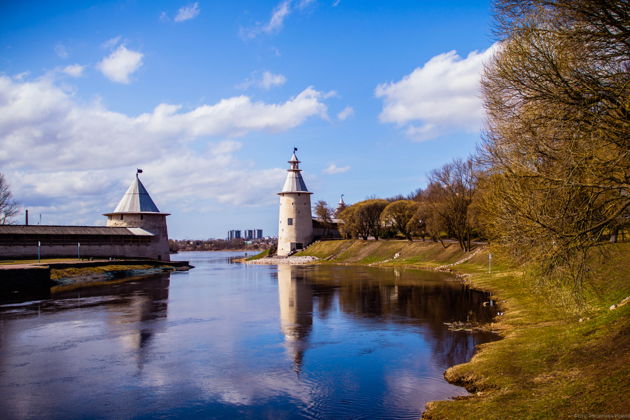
[243,256,319,265]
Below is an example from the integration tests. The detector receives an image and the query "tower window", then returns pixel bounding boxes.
[288,218,293,225]
[120,215,123,220]
[141,214,144,220]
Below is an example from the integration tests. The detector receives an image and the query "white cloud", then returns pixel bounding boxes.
[260,71,287,89]
[332,0,341,6]
[238,71,287,90]
[240,0,295,39]
[174,2,200,22]
[297,0,316,9]
[375,43,498,141]
[159,11,169,22]
[61,64,84,78]
[265,0,291,33]
[337,106,354,121]
[54,43,69,59]
[323,163,350,174]
[0,75,331,224]
[101,36,122,49]
[97,45,143,84]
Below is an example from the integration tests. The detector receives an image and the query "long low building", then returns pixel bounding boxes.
[0,173,171,261]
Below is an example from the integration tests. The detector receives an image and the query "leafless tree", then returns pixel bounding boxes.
[480,0,630,286]
[0,173,18,225]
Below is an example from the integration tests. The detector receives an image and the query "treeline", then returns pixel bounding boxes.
[169,238,274,253]
[337,158,480,252]
[338,0,629,285]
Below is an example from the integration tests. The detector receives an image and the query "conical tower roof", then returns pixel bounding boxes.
[279,148,312,194]
[106,173,167,214]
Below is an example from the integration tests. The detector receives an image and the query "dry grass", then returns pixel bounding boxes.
[50,265,154,280]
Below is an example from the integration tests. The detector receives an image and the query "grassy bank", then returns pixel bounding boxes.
[298,240,630,419]
[50,264,156,280]
[245,248,271,261]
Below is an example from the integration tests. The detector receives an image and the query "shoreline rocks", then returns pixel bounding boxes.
[243,256,319,265]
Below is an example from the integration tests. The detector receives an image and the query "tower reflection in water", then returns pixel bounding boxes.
[277,264,312,374]
[276,264,498,372]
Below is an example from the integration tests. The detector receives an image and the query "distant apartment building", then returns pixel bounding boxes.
[227,230,241,240]
[229,229,263,240]
[243,229,264,240]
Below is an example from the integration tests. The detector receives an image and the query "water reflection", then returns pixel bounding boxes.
[0,252,498,420]
[276,265,497,373]
[277,265,312,373]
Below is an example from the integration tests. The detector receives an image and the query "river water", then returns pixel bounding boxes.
[0,251,497,420]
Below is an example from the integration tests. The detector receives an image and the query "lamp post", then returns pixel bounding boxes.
[77,242,81,260]
[488,252,492,274]
[37,241,40,263]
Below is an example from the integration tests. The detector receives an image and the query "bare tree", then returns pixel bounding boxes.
[480,0,630,285]
[314,200,334,237]
[0,173,18,225]
[423,159,478,252]
[314,200,333,223]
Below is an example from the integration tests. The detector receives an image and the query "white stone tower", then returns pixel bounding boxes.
[277,149,313,256]
[104,170,171,261]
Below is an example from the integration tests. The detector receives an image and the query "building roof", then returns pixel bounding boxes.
[279,149,312,194]
[0,225,154,236]
[109,174,165,214]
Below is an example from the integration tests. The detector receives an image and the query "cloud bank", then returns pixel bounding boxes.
[0,75,330,225]
[375,44,498,141]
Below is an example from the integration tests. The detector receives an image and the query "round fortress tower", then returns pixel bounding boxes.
[277,149,313,256]
[104,171,171,261]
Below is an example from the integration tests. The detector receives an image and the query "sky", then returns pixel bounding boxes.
[0,0,496,239]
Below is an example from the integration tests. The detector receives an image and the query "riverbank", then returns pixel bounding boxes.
[291,239,630,419]
[243,255,319,265]
[0,259,193,299]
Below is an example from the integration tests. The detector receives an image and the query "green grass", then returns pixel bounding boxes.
[245,248,271,261]
[300,239,630,419]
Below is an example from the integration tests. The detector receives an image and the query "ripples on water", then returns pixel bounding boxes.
[0,251,497,420]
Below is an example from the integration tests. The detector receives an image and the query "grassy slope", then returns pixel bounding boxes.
[245,248,271,261]
[299,240,630,419]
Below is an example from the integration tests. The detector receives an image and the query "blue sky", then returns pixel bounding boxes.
[0,0,495,239]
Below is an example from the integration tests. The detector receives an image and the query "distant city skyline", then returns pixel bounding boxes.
[228,229,264,240]
[0,0,494,239]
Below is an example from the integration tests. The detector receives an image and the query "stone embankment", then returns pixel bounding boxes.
[244,255,319,265]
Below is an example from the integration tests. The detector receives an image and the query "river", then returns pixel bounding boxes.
[0,251,497,419]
